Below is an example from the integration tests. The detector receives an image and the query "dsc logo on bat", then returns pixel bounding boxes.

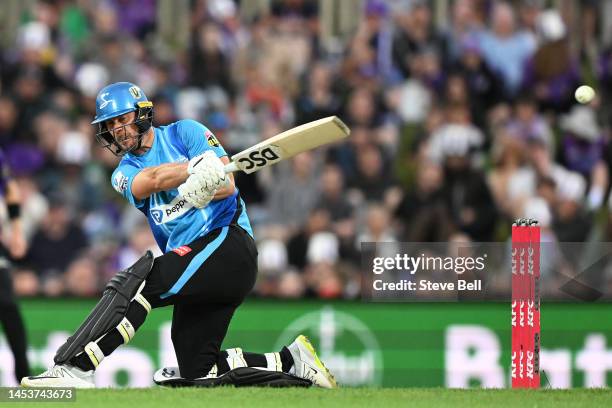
[235,145,282,173]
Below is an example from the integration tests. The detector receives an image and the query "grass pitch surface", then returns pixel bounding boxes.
[7,388,612,408]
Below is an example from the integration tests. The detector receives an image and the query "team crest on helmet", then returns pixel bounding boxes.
[129,86,142,99]
[99,92,113,109]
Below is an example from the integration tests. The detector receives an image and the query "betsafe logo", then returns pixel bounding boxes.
[150,196,193,225]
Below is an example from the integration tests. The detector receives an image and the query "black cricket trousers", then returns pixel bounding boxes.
[141,224,258,379]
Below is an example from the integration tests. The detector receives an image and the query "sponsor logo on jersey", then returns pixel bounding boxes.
[113,171,128,193]
[149,195,194,225]
[206,130,220,147]
[172,246,192,256]
[151,209,163,224]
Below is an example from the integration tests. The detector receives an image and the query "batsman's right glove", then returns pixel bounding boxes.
[178,151,229,208]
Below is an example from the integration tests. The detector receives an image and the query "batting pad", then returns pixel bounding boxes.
[54,251,155,364]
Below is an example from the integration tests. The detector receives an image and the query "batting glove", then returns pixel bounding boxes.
[178,172,216,208]
[187,151,230,189]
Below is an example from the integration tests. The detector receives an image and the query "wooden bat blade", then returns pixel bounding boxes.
[225,116,350,174]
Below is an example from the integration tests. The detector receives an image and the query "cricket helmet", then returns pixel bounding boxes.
[91,82,154,156]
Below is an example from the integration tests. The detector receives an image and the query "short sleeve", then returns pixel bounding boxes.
[111,163,145,208]
[176,119,227,159]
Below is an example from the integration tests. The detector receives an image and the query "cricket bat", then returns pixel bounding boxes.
[223,116,350,174]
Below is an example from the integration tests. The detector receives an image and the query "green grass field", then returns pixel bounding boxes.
[7,388,612,408]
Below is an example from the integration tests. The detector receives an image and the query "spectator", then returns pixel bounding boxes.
[505,93,554,150]
[488,135,526,219]
[359,0,395,82]
[427,103,485,165]
[391,0,448,79]
[347,143,396,203]
[395,160,452,241]
[521,9,580,113]
[597,45,612,128]
[12,71,50,144]
[25,194,89,282]
[108,0,156,40]
[263,152,320,234]
[356,204,396,245]
[553,172,593,242]
[287,208,332,270]
[254,239,288,297]
[64,257,100,297]
[96,34,138,84]
[277,270,306,298]
[294,62,341,125]
[304,262,343,299]
[559,105,606,180]
[189,23,234,93]
[453,35,505,127]
[0,97,19,147]
[437,136,497,241]
[317,165,354,224]
[343,87,380,128]
[116,223,162,272]
[477,2,536,98]
[444,0,483,64]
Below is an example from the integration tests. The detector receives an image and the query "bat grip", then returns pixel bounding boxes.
[224,162,239,174]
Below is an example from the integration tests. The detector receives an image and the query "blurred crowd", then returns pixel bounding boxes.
[2,0,612,299]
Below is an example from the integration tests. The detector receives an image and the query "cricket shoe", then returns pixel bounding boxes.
[154,366,183,386]
[21,365,94,388]
[154,365,217,387]
[154,366,311,388]
[287,335,338,388]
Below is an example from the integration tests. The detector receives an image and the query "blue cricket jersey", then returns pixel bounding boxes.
[111,119,253,253]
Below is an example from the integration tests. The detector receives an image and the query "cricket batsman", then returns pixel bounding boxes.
[22,82,337,389]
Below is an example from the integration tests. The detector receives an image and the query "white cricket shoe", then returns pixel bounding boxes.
[287,335,338,388]
[154,366,183,384]
[154,365,218,386]
[21,365,95,388]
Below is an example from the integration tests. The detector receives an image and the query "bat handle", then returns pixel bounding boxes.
[224,161,239,174]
